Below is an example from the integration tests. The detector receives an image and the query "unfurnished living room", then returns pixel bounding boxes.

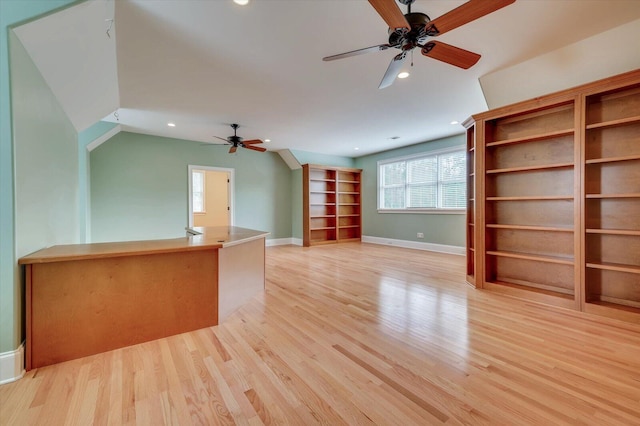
[1,0,640,424]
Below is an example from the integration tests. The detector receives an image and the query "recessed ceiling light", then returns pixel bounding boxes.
[264,139,271,142]
[167,122,176,127]
[450,120,459,125]
[233,0,249,5]
[397,72,410,79]
[354,147,360,150]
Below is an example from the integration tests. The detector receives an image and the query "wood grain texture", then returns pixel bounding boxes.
[3,243,640,425]
[18,226,268,264]
[28,249,219,369]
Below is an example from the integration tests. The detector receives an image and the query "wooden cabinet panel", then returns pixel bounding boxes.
[487,135,574,170]
[487,169,573,198]
[585,160,640,195]
[463,120,477,286]
[488,228,574,259]
[585,124,640,160]
[486,199,574,228]
[487,256,575,295]
[27,249,218,369]
[586,198,640,230]
[585,269,640,309]
[585,85,640,125]
[487,103,574,142]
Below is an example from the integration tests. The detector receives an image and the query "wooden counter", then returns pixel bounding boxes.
[19,226,268,370]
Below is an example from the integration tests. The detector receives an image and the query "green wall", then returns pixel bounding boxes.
[354,134,466,247]
[290,149,355,168]
[90,132,292,243]
[0,0,78,353]
[291,168,303,239]
[78,121,118,242]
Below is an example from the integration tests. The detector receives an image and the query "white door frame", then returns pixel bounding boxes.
[187,165,235,227]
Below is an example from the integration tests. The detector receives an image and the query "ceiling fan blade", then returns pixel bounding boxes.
[368,0,410,30]
[245,145,267,152]
[421,41,480,69]
[229,146,237,154]
[242,139,263,145]
[379,51,407,89]
[213,136,229,143]
[323,44,395,62]
[426,0,515,36]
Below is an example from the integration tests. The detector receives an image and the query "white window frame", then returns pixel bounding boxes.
[377,147,466,214]
[191,169,206,214]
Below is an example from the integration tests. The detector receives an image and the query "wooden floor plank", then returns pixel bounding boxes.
[2,242,640,424]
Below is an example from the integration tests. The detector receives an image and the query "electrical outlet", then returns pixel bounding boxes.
[417,232,424,239]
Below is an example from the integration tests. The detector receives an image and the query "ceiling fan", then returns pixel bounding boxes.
[323,0,516,89]
[211,123,266,154]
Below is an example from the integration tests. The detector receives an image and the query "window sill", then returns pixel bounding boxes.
[377,209,465,215]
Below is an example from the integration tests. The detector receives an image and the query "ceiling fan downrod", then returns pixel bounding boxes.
[398,0,415,13]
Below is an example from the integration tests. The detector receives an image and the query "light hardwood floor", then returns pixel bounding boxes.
[2,243,640,425]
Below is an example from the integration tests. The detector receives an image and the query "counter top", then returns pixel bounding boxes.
[18,226,269,264]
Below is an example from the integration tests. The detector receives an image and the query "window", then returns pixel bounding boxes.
[192,170,205,213]
[378,148,466,212]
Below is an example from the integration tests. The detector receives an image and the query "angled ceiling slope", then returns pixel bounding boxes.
[10,0,640,157]
[13,0,119,133]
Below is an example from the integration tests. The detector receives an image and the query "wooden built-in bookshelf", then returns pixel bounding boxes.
[465,69,640,322]
[463,117,477,286]
[303,164,362,246]
[582,81,640,321]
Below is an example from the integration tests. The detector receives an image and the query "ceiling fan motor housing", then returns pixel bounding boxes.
[388,12,431,50]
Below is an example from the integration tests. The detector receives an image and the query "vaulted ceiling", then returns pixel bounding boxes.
[13,0,640,156]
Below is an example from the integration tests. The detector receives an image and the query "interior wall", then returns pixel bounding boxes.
[9,29,79,349]
[12,0,119,133]
[289,150,356,240]
[290,149,356,168]
[480,18,640,109]
[90,132,292,243]
[0,0,77,356]
[291,168,303,240]
[78,121,119,243]
[354,134,466,247]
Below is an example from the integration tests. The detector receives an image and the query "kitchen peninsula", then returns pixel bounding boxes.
[19,226,268,370]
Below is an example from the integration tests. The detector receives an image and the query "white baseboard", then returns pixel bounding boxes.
[266,237,303,247]
[362,235,465,255]
[0,343,25,385]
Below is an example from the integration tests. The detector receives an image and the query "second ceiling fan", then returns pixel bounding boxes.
[211,124,266,154]
[323,0,516,89]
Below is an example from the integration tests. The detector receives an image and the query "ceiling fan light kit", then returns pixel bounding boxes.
[323,0,516,89]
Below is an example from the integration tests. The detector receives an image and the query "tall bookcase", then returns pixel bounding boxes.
[466,69,640,322]
[583,82,640,321]
[463,117,478,286]
[303,164,362,247]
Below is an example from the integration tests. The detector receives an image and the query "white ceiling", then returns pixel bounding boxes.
[14,0,640,157]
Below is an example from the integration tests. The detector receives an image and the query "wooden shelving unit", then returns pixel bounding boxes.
[583,82,640,321]
[303,164,362,247]
[482,100,579,309]
[463,117,477,286]
[465,69,640,322]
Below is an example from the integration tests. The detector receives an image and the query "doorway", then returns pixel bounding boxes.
[188,165,234,228]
